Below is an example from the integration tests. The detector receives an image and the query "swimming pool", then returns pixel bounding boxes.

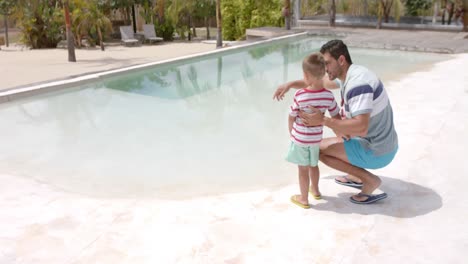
[0,35,449,198]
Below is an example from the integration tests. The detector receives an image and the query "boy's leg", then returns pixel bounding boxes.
[319,138,382,202]
[296,165,310,205]
[309,166,320,197]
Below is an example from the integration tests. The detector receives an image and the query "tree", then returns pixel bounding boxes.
[193,0,216,40]
[0,0,16,47]
[110,0,151,30]
[167,0,196,40]
[329,0,336,27]
[216,0,222,47]
[463,0,468,31]
[157,0,165,23]
[283,0,291,30]
[15,0,64,49]
[79,1,112,51]
[64,0,76,61]
[382,0,394,23]
[376,0,396,28]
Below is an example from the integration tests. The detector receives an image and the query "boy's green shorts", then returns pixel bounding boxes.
[286,142,320,167]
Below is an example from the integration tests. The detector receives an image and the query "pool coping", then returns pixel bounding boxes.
[0,32,309,104]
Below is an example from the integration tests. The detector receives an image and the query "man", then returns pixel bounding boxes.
[273,40,398,204]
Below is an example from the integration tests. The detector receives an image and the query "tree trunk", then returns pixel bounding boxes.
[329,0,336,27]
[192,15,197,38]
[363,0,368,16]
[64,0,76,62]
[216,0,222,48]
[205,17,210,40]
[464,0,468,31]
[383,0,393,23]
[131,5,137,33]
[284,0,291,30]
[448,3,454,25]
[377,0,383,29]
[98,27,104,51]
[158,0,165,23]
[188,14,192,41]
[433,1,439,24]
[4,15,9,47]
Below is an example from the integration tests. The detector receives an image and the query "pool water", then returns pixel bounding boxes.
[0,36,449,198]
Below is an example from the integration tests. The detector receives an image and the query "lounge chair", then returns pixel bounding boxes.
[142,24,163,44]
[119,26,140,46]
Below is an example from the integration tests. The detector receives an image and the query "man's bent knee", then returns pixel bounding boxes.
[320,137,343,151]
[320,141,349,163]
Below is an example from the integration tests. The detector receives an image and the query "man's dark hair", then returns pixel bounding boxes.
[320,40,353,64]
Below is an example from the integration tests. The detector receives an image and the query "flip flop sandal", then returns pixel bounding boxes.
[349,193,388,204]
[335,176,363,189]
[309,188,322,200]
[290,195,310,209]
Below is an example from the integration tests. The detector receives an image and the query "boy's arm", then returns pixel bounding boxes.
[273,80,307,101]
[289,95,299,134]
[288,115,295,135]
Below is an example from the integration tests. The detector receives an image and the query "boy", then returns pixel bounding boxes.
[287,53,341,209]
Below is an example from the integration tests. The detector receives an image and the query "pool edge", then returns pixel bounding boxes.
[0,32,308,104]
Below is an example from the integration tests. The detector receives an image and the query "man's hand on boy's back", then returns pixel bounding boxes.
[298,106,323,126]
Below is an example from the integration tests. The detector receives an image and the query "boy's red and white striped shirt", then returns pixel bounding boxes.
[289,88,340,146]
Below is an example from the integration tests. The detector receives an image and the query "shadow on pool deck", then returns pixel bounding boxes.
[313,175,442,218]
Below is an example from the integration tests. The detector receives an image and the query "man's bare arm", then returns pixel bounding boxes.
[323,113,370,137]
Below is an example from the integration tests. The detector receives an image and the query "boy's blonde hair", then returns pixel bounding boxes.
[302,53,325,79]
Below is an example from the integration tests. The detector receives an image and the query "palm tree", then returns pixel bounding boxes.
[79,2,112,51]
[15,0,64,49]
[193,0,216,40]
[167,0,196,40]
[0,0,15,47]
[156,0,165,23]
[463,0,468,31]
[64,0,76,62]
[376,0,403,28]
[216,0,222,48]
[329,0,336,27]
[382,0,394,23]
[284,0,291,30]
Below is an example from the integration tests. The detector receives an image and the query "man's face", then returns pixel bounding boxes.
[322,52,342,81]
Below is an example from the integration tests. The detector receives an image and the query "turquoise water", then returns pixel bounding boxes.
[0,36,449,198]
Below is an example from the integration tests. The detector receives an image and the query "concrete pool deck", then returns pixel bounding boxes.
[0,28,467,263]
